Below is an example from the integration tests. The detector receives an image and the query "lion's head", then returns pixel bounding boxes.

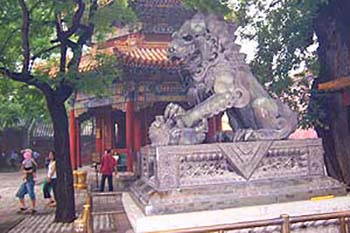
[168,13,238,76]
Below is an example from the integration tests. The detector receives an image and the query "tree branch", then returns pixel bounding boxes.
[66,0,97,72]
[31,44,61,62]
[62,0,86,39]
[60,45,67,73]
[68,46,82,71]
[18,0,30,73]
[0,67,53,96]
[30,44,61,72]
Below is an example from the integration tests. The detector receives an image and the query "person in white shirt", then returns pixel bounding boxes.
[42,151,57,207]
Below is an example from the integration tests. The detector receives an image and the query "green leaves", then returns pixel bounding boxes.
[183,0,233,18]
[0,0,136,95]
[72,53,121,97]
[91,0,136,41]
[233,0,327,128]
[0,0,136,128]
[0,78,48,129]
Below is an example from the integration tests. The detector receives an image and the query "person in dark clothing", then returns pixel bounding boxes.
[9,150,19,169]
[43,151,57,207]
[99,149,116,192]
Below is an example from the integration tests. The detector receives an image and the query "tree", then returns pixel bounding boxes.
[184,0,350,185]
[0,0,135,222]
[0,79,48,129]
[312,0,350,184]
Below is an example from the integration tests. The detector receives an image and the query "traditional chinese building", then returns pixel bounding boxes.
[69,0,223,172]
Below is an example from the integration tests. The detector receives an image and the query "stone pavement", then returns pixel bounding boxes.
[0,169,52,232]
[0,167,134,233]
[7,212,132,233]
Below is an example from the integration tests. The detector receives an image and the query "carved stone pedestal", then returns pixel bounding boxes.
[130,139,346,215]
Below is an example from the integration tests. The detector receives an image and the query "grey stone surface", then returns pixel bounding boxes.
[149,13,298,146]
[124,192,350,233]
[130,139,347,215]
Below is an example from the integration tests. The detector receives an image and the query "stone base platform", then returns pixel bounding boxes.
[123,192,350,233]
[130,176,345,215]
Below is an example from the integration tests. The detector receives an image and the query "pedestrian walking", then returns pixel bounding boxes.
[16,150,37,214]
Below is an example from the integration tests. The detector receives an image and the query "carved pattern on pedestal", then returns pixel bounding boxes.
[179,152,227,178]
[178,151,246,186]
[308,146,325,176]
[157,147,179,190]
[219,141,272,180]
[251,147,309,180]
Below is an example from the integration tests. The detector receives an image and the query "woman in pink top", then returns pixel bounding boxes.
[99,149,116,192]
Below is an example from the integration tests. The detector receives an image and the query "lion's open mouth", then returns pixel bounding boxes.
[170,56,181,63]
[168,47,201,68]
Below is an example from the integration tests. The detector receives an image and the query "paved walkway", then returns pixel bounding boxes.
[0,168,134,233]
[0,169,53,232]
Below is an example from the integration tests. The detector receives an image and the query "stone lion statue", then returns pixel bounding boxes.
[149,13,298,146]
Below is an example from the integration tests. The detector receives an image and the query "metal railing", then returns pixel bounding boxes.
[73,191,124,233]
[149,211,350,233]
[73,194,92,233]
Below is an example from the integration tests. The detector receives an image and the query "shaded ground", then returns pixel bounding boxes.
[0,169,53,232]
[0,168,134,233]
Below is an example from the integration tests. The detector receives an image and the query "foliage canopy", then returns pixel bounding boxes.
[0,0,135,129]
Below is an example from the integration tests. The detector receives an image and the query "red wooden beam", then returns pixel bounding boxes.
[216,114,223,133]
[318,76,350,91]
[207,117,216,143]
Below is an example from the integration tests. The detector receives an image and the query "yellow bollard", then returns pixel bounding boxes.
[76,170,88,190]
[82,204,90,223]
[73,170,79,189]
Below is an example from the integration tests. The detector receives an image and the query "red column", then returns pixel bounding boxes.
[76,120,82,167]
[95,115,102,156]
[207,117,216,143]
[133,113,141,153]
[104,109,113,150]
[69,109,77,170]
[144,109,149,145]
[126,101,134,172]
[216,114,223,133]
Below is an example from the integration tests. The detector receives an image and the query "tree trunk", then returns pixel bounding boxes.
[313,0,350,185]
[47,96,75,222]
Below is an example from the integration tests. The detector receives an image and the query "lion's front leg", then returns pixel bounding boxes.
[149,103,208,146]
[180,72,250,127]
